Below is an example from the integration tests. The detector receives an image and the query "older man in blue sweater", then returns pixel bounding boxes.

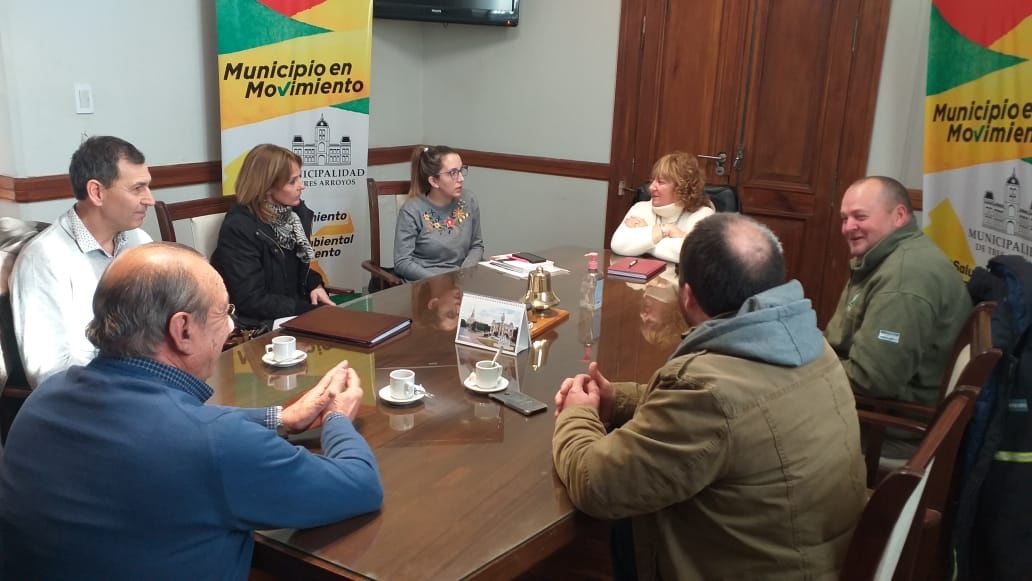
[0,242,383,580]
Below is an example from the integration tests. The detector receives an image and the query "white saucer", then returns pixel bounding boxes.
[464,374,509,394]
[378,385,426,406]
[262,350,307,367]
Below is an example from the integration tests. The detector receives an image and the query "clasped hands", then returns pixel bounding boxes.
[553,361,615,424]
[279,361,364,434]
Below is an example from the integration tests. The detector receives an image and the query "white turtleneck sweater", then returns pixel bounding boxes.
[610,201,715,262]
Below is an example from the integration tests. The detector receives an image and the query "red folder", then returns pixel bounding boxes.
[606,257,667,281]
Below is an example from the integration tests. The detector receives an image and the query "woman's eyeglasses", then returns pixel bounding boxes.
[436,165,469,179]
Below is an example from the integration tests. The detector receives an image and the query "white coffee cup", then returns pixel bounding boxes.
[267,373,299,391]
[474,361,502,388]
[389,369,416,399]
[473,401,500,420]
[266,336,296,362]
[389,414,415,431]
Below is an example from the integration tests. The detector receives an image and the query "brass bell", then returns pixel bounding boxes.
[521,267,560,312]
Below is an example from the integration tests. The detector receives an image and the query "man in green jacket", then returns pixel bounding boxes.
[825,176,971,407]
[553,214,866,581]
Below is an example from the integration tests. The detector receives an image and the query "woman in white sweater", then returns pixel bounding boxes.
[610,151,715,262]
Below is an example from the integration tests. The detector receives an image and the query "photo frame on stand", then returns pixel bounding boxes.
[455,292,530,355]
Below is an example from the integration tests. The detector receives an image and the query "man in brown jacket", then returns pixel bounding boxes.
[553,214,866,580]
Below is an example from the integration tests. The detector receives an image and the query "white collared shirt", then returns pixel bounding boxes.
[10,207,151,387]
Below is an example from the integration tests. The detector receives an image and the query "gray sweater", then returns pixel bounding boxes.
[393,191,484,281]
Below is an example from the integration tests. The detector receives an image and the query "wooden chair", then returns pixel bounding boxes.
[154,195,238,258]
[843,387,980,581]
[362,178,407,292]
[855,303,1001,580]
[856,301,1001,486]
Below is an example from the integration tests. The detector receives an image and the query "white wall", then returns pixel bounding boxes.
[0,0,928,251]
[367,1,620,257]
[0,1,619,254]
[866,0,930,189]
[420,2,618,162]
[416,0,619,254]
[0,3,18,175]
[2,1,220,177]
[369,20,425,147]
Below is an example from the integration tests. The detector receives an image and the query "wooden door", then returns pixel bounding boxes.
[606,0,891,324]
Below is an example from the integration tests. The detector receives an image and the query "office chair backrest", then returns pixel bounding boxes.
[704,184,741,212]
[154,195,237,258]
[940,301,998,401]
[0,217,48,443]
[0,218,47,389]
[631,182,741,212]
[367,179,410,268]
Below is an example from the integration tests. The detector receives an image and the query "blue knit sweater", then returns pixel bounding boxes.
[0,357,383,580]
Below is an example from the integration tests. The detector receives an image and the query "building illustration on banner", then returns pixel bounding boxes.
[291,115,351,166]
[981,169,1032,240]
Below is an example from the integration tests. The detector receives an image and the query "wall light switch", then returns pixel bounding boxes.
[74,83,94,114]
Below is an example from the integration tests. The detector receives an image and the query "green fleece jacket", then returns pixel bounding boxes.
[824,220,971,405]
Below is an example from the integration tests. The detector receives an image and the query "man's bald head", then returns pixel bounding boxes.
[87,242,216,358]
[850,176,913,215]
[678,213,786,316]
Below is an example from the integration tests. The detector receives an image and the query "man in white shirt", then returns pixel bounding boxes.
[11,136,154,387]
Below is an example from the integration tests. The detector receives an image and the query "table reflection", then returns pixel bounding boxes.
[631,270,689,349]
[411,272,464,332]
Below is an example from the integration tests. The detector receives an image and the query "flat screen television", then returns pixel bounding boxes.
[374,0,519,27]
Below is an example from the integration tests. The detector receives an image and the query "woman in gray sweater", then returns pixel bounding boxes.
[393,145,484,281]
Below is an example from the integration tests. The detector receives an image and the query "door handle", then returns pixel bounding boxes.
[697,152,728,176]
[617,180,638,197]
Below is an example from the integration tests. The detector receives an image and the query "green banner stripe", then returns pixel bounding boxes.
[994,450,1032,462]
[927,4,1026,97]
[216,0,330,55]
[332,98,370,115]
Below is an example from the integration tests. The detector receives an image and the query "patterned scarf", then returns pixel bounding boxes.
[266,202,315,263]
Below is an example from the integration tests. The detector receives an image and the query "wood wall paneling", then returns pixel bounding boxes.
[908,188,923,211]
[368,145,415,167]
[0,175,15,201]
[459,149,608,181]
[0,146,608,203]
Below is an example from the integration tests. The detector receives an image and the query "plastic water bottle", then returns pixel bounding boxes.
[580,252,603,310]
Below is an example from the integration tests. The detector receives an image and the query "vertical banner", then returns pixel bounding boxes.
[923,1,1032,276]
[216,0,371,288]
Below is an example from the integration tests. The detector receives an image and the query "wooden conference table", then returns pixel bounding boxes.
[206,247,689,579]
